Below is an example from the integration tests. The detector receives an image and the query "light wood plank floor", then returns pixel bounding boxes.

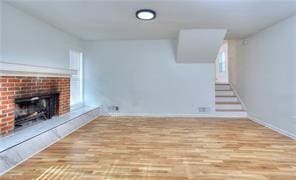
[1,117,296,179]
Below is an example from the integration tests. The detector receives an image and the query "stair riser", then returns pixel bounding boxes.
[215,97,238,102]
[215,85,231,90]
[216,104,243,110]
[214,111,247,117]
[215,91,234,96]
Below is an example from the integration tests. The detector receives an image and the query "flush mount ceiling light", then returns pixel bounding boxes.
[136,9,156,20]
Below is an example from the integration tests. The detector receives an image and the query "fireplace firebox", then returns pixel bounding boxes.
[0,76,70,134]
[14,92,59,127]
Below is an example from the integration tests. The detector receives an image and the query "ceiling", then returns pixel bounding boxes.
[6,0,296,41]
[177,29,226,63]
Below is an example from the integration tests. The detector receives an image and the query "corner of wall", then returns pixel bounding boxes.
[248,114,296,140]
[229,16,296,140]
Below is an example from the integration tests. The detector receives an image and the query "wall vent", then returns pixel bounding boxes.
[198,107,211,113]
[108,106,119,112]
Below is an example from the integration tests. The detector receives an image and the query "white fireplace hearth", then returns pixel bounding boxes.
[0,106,107,175]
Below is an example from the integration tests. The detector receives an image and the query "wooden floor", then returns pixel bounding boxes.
[1,117,296,179]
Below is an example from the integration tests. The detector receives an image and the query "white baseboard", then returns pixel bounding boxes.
[110,112,295,139]
[109,112,247,118]
[248,115,296,140]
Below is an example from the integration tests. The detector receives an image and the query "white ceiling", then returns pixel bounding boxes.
[6,0,296,41]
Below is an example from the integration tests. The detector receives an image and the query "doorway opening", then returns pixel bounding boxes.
[215,41,229,83]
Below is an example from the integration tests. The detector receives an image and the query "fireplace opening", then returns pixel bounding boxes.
[14,92,59,127]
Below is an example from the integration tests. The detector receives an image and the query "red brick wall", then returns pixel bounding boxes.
[0,76,70,134]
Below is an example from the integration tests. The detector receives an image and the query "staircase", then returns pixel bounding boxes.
[215,83,247,117]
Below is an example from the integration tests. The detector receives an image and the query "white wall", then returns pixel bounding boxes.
[84,40,215,115]
[177,29,226,63]
[231,16,296,137]
[228,40,239,86]
[1,3,82,69]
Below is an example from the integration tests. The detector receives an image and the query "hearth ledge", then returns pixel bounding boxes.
[0,106,108,175]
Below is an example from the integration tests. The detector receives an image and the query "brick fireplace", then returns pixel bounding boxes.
[0,76,70,134]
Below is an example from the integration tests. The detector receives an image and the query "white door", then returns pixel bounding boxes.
[216,42,229,83]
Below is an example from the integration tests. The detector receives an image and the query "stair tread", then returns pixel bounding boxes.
[216,102,240,104]
[215,84,246,112]
[215,83,230,85]
[215,89,233,91]
[216,95,238,99]
[216,95,236,97]
[216,109,245,112]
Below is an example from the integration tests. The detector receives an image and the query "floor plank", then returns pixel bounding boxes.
[1,117,296,179]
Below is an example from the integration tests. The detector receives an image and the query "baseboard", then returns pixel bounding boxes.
[109,112,247,118]
[248,115,296,140]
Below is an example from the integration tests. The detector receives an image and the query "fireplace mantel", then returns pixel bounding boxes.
[0,61,77,77]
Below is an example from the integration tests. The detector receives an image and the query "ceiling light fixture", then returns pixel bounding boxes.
[136,9,156,20]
